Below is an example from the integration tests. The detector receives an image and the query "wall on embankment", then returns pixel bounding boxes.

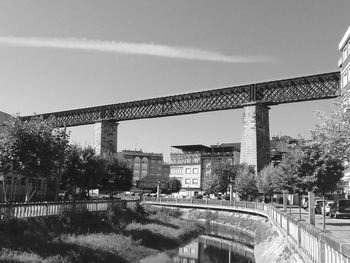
[178,208,300,263]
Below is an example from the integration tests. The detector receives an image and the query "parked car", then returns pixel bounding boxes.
[330,199,350,219]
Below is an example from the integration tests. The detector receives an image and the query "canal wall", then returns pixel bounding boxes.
[183,208,300,263]
[143,197,350,262]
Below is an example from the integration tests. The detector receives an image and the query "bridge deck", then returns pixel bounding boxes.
[21,71,340,127]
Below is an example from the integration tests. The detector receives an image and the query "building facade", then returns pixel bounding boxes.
[338,25,350,198]
[169,144,240,196]
[118,150,169,189]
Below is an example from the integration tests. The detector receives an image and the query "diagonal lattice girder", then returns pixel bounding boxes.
[21,71,340,127]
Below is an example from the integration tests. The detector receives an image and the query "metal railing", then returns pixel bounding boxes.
[0,199,139,220]
[143,197,350,263]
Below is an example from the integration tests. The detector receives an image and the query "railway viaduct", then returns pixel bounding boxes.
[15,71,341,171]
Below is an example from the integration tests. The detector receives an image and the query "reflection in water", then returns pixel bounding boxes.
[138,235,254,263]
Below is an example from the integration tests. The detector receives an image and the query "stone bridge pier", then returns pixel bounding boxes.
[240,103,270,172]
[94,120,119,155]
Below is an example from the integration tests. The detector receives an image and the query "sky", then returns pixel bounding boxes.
[0,0,349,162]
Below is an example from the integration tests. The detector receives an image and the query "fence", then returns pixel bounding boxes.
[0,199,139,220]
[143,197,350,263]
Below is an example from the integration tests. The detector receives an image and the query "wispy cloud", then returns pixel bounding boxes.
[0,36,273,63]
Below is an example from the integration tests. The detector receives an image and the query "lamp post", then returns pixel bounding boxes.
[157,180,160,201]
[229,183,233,205]
[187,186,190,198]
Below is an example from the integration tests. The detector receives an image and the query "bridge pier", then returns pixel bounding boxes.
[240,103,270,172]
[0,111,11,133]
[94,120,119,155]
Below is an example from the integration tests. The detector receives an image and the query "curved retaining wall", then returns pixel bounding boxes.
[143,197,350,263]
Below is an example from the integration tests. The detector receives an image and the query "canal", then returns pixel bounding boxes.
[138,221,255,263]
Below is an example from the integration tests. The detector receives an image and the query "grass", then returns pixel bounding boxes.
[0,205,203,263]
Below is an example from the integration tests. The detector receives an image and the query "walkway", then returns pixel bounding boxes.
[283,207,350,242]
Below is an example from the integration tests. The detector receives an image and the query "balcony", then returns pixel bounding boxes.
[338,57,343,68]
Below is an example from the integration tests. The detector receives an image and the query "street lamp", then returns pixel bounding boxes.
[187,186,190,198]
[157,180,161,201]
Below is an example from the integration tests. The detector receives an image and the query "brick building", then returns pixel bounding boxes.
[118,150,169,189]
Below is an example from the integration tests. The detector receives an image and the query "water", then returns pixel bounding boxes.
[137,222,255,263]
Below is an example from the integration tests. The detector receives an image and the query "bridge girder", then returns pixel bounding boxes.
[21,71,340,127]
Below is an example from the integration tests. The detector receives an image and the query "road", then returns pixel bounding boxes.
[283,207,350,242]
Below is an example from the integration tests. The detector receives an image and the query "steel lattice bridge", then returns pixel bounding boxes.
[21,71,340,127]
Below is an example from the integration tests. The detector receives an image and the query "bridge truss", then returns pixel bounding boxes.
[21,71,340,127]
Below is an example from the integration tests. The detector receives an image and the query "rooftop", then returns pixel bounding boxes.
[171,144,211,152]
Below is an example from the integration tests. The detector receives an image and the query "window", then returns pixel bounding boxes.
[343,45,348,61]
[185,168,191,174]
[185,179,191,184]
[343,71,348,87]
[192,179,198,184]
[193,168,199,174]
[171,167,183,175]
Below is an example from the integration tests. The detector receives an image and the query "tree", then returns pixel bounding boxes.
[166,177,182,194]
[101,152,133,196]
[62,147,133,198]
[79,147,105,193]
[0,116,70,202]
[297,141,344,194]
[61,145,84,193]
[313,99,350,162]
[234,164,258,201]
[278,146,304,194]
[257,163,284,201]
[279,139,344,195]
[202,162,241,194]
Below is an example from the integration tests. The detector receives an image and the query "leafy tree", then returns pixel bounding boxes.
[61,145,84,193]
[202,162,241,194]
[313,99,350,162]
[279,140,344,196]
[101,152,133,196]
[79,147,105,193]
[0,116,70,202]
[62,147,133,198]
[278,146,304,194]
[234,163,258,201]
[166,177,182,194]
[296,141,344,194]
[257,163,283,200]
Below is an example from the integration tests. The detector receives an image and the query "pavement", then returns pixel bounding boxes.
[282,207,350,242]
